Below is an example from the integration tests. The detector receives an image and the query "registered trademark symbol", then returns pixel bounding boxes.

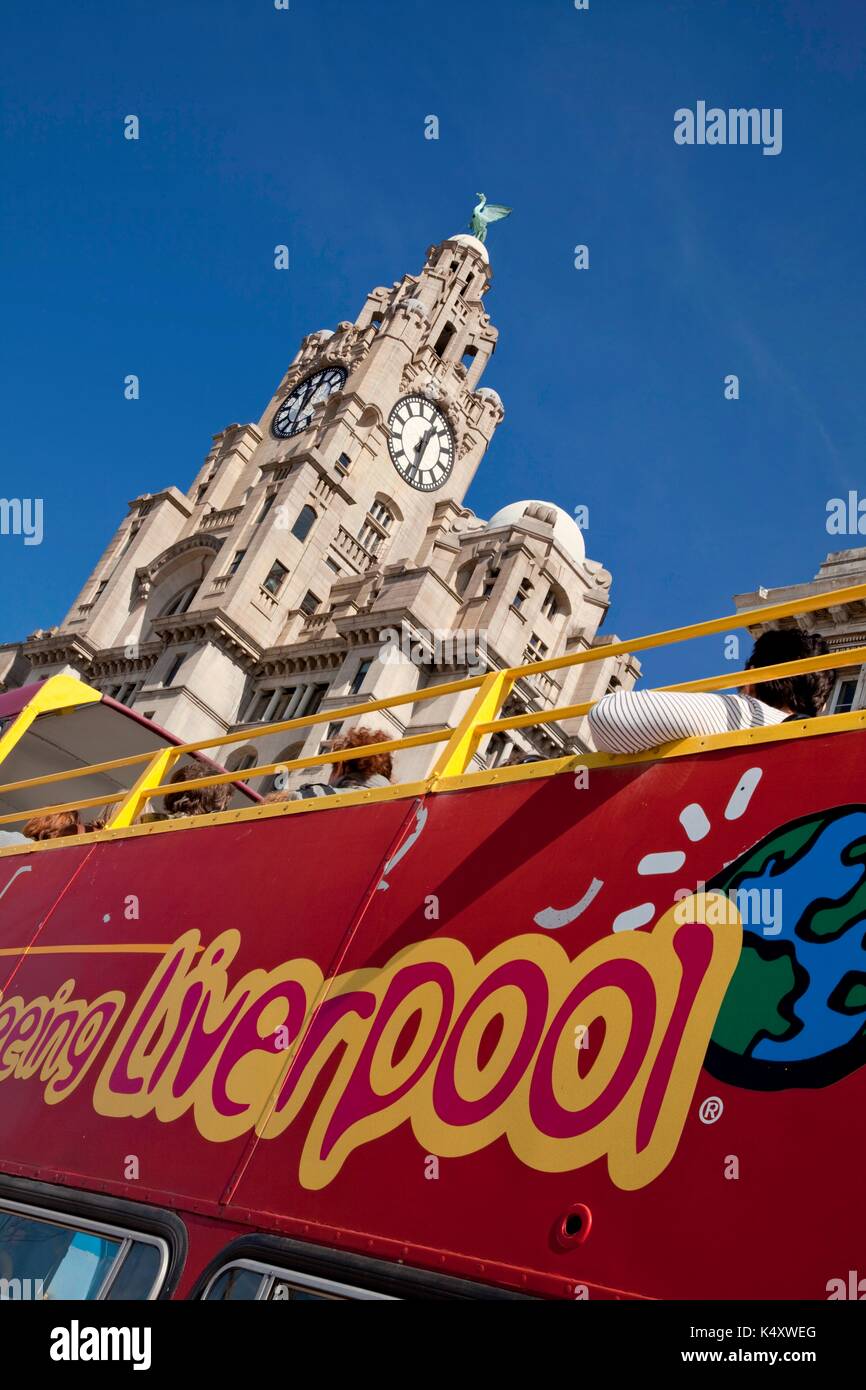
[699,1095,724,1124]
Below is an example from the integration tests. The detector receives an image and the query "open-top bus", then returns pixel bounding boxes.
[0,585,864,1301]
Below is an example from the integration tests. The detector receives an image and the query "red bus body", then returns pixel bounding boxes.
[1,713,864,1299]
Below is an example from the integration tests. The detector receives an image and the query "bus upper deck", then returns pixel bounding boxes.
[0,584,864,1299]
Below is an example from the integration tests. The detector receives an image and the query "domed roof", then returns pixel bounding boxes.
[448,233,489,262]
[486,500,586,562]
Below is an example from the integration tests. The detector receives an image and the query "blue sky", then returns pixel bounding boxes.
[1,0,864,689]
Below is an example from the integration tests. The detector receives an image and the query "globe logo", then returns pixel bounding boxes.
[705,806,866,1091]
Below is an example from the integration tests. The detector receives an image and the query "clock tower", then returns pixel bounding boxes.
[20,231,637,767]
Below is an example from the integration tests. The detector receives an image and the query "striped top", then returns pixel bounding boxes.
[587,690,788,755]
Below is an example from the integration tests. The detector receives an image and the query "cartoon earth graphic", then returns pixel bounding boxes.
[704,805,866,1090]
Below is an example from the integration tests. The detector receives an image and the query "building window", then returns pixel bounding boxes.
[433,323,457,358]
[197,470,217,503]
[227,749,258,773]
[164,654,186,687]
[461,345,478,371]
[306,684,328,717]
[349,659,372,695]
[95,581,108,599]
[336,452,352,475]
[257,493,276,525]
[486,732,510,768]
[319,719,343,754]
[325,556,342,574]
[162,584,197,616]
[542,587,559,620]
[121,521,141,554]
[512,579,533,612]
[358,523,379,553]
[833,676,861,714]
[226,549,246,577]
[358,501,394,556]
[244,690,271,723]
[262,560,289,596]
[524,633,548,662]
[299,589,321,616]
[291,505,317,542]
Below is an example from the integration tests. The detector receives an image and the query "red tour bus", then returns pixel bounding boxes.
[0,584,864,1302]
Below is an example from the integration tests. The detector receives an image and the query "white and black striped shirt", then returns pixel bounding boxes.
[587,690,788,755]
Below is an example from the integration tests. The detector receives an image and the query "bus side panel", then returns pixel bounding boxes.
[0,801,417,1206]
[229,731,866,1298]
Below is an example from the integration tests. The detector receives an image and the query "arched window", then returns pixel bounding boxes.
[291,505,317,542]
[454,563,475,597]
[358,500,395,555]
[225,746,258,774]
[433,323,457,358]
[161,584,198,617]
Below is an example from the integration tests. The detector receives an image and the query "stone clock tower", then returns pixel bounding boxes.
[18,232,637,772]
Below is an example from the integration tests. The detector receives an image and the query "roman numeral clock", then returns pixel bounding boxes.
[388,395,455,491]
[272,367,348,438]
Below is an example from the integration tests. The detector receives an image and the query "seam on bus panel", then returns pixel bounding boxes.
[219,795,427,1206]
[0,845,99,994]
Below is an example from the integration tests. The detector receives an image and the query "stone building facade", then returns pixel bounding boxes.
[6,232,639,786]
[734,547,866,713]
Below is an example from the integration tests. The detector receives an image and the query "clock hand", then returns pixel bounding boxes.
[413,426,435,467]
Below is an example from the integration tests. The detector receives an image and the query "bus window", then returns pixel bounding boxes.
[103,1238,164,1300]
[0,1199,168,1300]
[201,1259,394,1301]
[203,1266,267,1301]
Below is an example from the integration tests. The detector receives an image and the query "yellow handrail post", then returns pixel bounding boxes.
[428,671,514,783]
[107,746,183,829]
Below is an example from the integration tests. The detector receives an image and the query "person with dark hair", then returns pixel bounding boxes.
[588,628,833,756]
[743,629,833,719]
[161,762,231,818]
[290,726,393,800]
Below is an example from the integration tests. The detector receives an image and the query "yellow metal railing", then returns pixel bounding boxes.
[0,580,864,831]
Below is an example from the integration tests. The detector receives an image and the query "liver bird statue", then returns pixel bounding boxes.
[469,193,512,244]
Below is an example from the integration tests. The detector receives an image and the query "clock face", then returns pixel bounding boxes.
[272,367,347,439]
[388,395,455,491]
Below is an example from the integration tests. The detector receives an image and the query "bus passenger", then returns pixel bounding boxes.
[588,630,833,756]
[23,810,85,840]
[161,762,231,818]
[290,726,393,800]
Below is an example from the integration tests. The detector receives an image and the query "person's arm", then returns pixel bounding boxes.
[587,689,773,755]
